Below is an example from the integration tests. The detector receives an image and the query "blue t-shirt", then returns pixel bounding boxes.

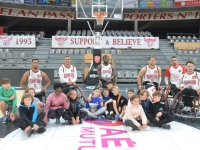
[102,95,111,103]
[86,96,102,111]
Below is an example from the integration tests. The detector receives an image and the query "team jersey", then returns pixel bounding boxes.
[165,65,186,84]
[59,65,77,83]
[101,64,112,79]
[143,65,159,83]
[27,70,43,93]
[176,71,200,90]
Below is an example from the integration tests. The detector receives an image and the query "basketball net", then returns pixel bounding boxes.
[93,12,107,26]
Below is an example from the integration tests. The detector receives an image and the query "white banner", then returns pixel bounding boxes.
[52,36,159,49]
[0,36,36,48]
[124,11,199,21]
[0,7,74,20]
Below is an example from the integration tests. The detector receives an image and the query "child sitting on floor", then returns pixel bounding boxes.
[83,88,106,120]
[123,95,150,132]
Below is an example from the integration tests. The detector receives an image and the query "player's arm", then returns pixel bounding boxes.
[20,71,30,91]
[97,65,106,81]
[41,72,51,91]
[109,65,115,80]
[137,67,146,88]
[158,66,162,87]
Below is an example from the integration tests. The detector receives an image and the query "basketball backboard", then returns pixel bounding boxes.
[76,0,123,20]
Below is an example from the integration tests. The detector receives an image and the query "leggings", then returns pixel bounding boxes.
[146,113,173,127]
[62,110,87,120]
[181,88,197,107]
[48,108,64,119]
[82,107,106,118]
[15,112,45,132]
[124,119,142,130]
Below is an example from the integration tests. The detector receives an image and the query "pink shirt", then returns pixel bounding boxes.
[43,92,69,124]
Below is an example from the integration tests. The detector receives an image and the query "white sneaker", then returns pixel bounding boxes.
[143,126,150,131]
[182,106,188,113]
[187,107,191,112]
[125,126,132,132]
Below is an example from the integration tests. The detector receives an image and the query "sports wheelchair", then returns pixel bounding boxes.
[170,91,200,119]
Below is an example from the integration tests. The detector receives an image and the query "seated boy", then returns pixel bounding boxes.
[27,88,44,114]
[146,91,173,129]
[0,78,17,124]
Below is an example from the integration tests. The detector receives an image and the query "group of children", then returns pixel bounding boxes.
[0,78,173,138]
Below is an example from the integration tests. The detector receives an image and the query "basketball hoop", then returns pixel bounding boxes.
[93,12,107,26]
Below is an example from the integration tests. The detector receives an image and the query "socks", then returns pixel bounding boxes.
[105,111,109,115]
[110,111,113,115]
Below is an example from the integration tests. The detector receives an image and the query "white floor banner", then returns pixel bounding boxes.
[52,36,159,49]
[0,35,36,48]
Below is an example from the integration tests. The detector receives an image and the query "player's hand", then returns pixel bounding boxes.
[9,95,15,100]
[72,82,76,86]
[166,85,170,91]
[139,86,144,90]
[41,87,46,92]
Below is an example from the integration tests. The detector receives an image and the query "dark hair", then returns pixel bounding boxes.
[53,82,64,90]
[93,87,100,91]
[21,93,33,105]
[171,56,177,59]
[128,89,134,93]
[103,88,109,92]
[32,59,39,62]
[148,56,156,60]
[103,55,109,59]
[130,95,140,101]
[27,88,35,93]
[65,56,70,58]
[186,61,194,65]
[152,91,162,97]
[67,89,79,100]
[1,78,11,84]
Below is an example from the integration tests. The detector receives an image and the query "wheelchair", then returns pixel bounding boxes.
[170,91,200,120]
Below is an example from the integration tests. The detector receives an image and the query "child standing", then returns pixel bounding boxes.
[146,91,173,129]
[62,89,87,125]
[43,83,70,125]
[15,93,46,137]
[83,88,106,120]
[27,88,44,114]
[123,95,150,132]
[0,78,17,124]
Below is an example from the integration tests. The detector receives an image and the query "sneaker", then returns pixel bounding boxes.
[125,126,132,132]
[143,126,150,131]
[65,120,71,125]
[97,115,105,120]
[27,129,35,137]
[162,124,171,129]
[37,127,46,133]
[106,114,112,120]
[115,114,120,122]
[187,107,192,113]
[55,118,60,124]
[182,106,188,114]
[86,116,92,120]
[2,116,8,124]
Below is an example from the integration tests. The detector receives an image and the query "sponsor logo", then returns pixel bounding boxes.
[192,76,196,79]
[144,38,156,47]
[55,36,68,46]
[0,36,13,46]
[90,74,98,78]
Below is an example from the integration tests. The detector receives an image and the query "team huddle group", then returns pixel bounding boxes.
[0,54,200,137]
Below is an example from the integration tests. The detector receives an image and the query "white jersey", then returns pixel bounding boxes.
[143,65,159,83]
[27,70,43,93]
[59,65,77,83]
[101,64,112,78]
[165,65,186,84]
[176,71,200,90]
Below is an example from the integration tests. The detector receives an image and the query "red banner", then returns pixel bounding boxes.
[175,0,200,7]
[124,11,199,21]
[0,7,74,20]
[0,26,3,35]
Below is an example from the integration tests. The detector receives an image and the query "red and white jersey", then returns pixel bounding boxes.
[101,64,112,78]
[165,65,186,84]
[59,65,77,83]
[176,71,200,90]
[143,65,159,83]
[27,70,43,93]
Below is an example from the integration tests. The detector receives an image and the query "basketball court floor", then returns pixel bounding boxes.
[0,84,200,150]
